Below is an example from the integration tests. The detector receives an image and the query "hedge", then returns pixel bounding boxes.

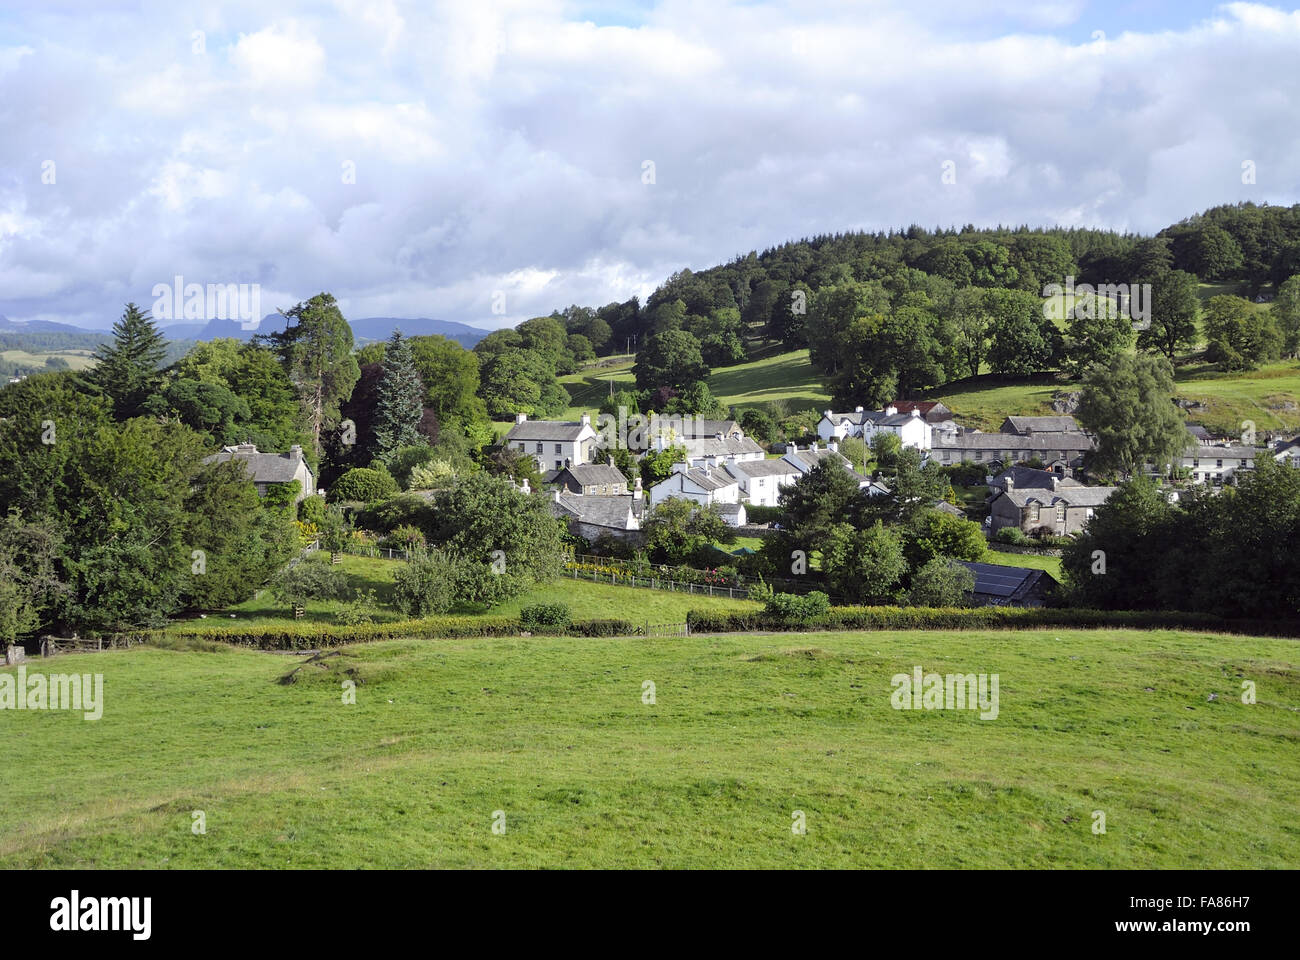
[117,614,647,650]
[685,605,1300,638]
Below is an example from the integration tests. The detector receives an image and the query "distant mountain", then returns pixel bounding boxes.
[0,315,106,334]
[191,314,489,348]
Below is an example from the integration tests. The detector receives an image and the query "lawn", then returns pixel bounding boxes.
[985,548,1063,580]
[163,554,758,633]
[3,627,1296,868]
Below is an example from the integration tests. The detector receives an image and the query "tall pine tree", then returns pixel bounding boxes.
[90,302,167,418]
[257,293,360,456]
[372,329,426,463]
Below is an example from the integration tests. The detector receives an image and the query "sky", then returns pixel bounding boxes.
[1,0,1298,331]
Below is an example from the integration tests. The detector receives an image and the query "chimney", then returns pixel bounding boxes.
[855,406,864,413]
[580,413,591,427]
[1050,475,1060,491]
[289,444,302,459]
[827,441,839,453]
[520,478,531,494]
[911,408,920,419]
[607,454,614,467]
[1004,476,1014,492]
[515,412,527,424]
[823,409,832,418]
[885,405,897,416]
[634,476,643,494]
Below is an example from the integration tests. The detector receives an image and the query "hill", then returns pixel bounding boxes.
[3,625,1295,868]
[191,314,490,348]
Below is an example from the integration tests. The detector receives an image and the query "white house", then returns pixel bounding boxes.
[818,405,931,451]
[505,413,599,473]
[647,463,743,522]
[724,458,802,507]
[1272,436,1300,468]
[782,442,875,490]
[860,406,932,451]
[1178,444,1257,486]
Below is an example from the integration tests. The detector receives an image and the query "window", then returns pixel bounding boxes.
[1216,459,1223,469]
[1086,508,1094,518]
[1029,504,1040,522]
[555,460,562,470]
[1192,459,1199,468]
[536,442,543,454]
[1055,503,1066,522]
[554,443,562,454]
[975,451,983,461]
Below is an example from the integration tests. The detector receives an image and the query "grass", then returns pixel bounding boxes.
[3,626,1296,868]
[985,549,1063,580]
[0,348,97,371]
[164,553,758,633]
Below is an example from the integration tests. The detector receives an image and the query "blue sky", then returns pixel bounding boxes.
[1,1,1298,330]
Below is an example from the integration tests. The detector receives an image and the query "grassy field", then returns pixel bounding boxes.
[985,549,1063,580]
[3,626,1296,868]
[0,348,97,371]
[164,554,759,632]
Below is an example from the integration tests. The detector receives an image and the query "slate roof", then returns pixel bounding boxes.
[551,493,639,529]
[682,466,738,491]
[505,419,592,442]
[960,561,1051,603]
[648,417,742,439]
[932,431,1094,452]
[562,463,627,487]
[1001,415,1081,435]
[890,400,954,423]
[202,444,310,484]
[1184,445,1257,461]
[997,485,1117,509]
[717,503,745,518]
[682,436,764,459]
[991,466,1082,490]
[725,459,801,479]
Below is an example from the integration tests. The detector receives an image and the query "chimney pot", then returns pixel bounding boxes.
[515,412,527,424]
[855,406,864,413]
[580,413,591,427]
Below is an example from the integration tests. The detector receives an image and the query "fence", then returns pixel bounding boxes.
[40,635,146,657]
[565,553,843,601]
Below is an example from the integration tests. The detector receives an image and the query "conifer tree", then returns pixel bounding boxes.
[90,302,167,418]
[372,329,426,462]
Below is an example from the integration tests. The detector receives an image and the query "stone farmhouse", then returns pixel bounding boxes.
[201,443,315,503]
[987,475,1117,536]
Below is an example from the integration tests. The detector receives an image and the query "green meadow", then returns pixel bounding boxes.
[3,624,1296,868]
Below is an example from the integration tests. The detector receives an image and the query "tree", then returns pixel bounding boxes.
[145,378,251,443]
[633,329,710,392]
[1138,269,1200,362]
[822,521,907,603]
[1202,295,1281,371]
[641,499,733,565]
[1075,353,1190,478]
[1272,275,1300,358]
[477,348,569,419]
[1063,294,1135,377]
[779,461,863,540]
[257,293,360,456]
[985,289,1061,375]
[903,509,987,567]
[372,330,426,462]
[869,431,901,469]
[391,550,465,616]
[907,558,975,607]
[90,303,167,418]
[331,467,398,502]
[409,335,487,427]
[1187,225,1244,281]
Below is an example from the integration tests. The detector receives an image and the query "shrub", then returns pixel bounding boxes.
[273,556,350,607]
[382,524,426,552]
[746,578,775,603]
[331,467,399,503]
[391,550,462,617]
[764,590,831,622]
[334,589,378,626]
[994,526,1032,546]
[298,494,328,525]
[907,558,976,607]
[519,602,572,632]
[744,504,783,526]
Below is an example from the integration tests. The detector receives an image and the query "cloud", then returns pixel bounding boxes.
[0,0,1297,330]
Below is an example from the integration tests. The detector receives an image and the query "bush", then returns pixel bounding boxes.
[942,461,988,487]
[382,524,426,552]
[907,558,975,607]
[331,467,399,503]
[746,578,775,603]
[519,602,572,632]
[298,494,328,525]
[745,504,783,526]
[764,590,831,622]
[994,526,1032,546]
[273,556,350,607]
[391,550,462,617]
